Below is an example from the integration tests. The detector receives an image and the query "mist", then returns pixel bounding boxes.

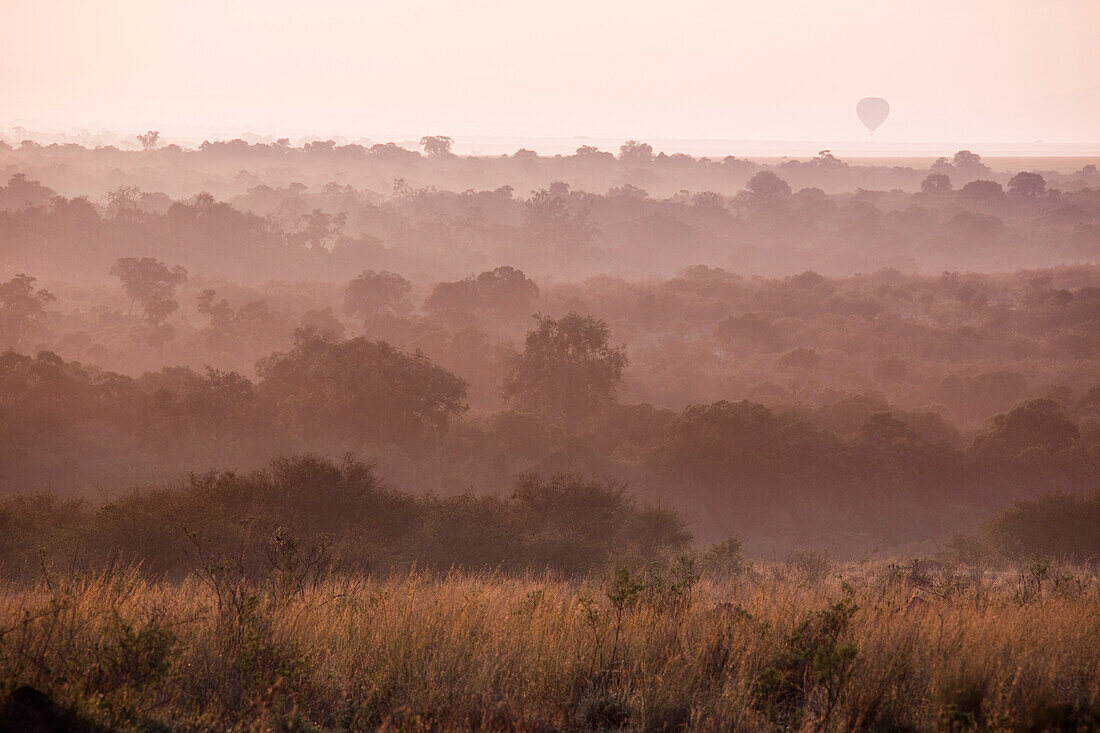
[2,2,1100,730]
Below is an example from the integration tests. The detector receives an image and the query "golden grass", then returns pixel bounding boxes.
[1,560,1098,731]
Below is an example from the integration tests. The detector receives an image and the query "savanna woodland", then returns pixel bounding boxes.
[0,137,1098,731]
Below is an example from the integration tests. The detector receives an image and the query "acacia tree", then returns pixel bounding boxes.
[503,312,628,423]
[0,274,55,349]
[137,130,160,150]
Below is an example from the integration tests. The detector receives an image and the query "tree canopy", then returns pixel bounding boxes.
[257,329,468,446]
[503,312,627,423]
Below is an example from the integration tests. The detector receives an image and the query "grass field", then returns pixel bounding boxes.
[1,557,1098,731]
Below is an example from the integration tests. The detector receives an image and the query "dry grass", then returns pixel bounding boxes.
[1,559,1098,731]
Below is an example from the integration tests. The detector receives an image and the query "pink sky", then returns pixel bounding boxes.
[2,0,1098,146]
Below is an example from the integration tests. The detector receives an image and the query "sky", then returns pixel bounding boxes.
[2,0,1099,150]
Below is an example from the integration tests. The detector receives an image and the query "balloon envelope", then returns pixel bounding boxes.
[856,97,890,132]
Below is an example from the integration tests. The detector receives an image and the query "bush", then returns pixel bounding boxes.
[755,592,859,730]
[0,455,691,581]
[982,490,1100,562]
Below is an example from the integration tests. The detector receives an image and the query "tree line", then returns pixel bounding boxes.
[2,307,1097,553]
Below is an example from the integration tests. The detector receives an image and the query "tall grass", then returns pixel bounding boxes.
[1,559,1098,731]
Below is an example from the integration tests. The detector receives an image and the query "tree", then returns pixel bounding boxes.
[300,308,346,340]
[742,171,792,207]
[0,173,56,210]
[473,266,539,311]
[1007,171,1046,198]
[137,130,160,150]
[109,257,187,323]
[972,399,1079,458]
[574,145,612,160]
[952,150,990,178]
[144,299,180,329]
[811,149,846,169]
[715,313,786,353]
[791,187,834,219]
[619,140,654,164]
[106,186,142,218]
[503,312,628,423]
[257,329,468,446]
[652,400,787,485]
[292,209,347,250]
[930,157,954,176]
[426,266,539,314]
[420,135,454,157]
[959,180,1003,200]
[423,280,479,313]
[509,473,687,571]
[344,270,413,317]
[0,274,55,349]
[304,139,336,154]
[197,289,234,330]
[920,173,952,194]
[860,412,920,446]
[523,188,597,251]
[982,490,1100,561]
[196,289,238,351]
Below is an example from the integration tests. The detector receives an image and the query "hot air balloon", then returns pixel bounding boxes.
[856,97,890,133]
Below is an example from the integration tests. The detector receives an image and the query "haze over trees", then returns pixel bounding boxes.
[5,0,1100,718]
[2,144,1098,283]
[0,134,1099,732]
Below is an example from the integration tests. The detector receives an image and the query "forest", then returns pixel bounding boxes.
[2,141,1100,553]
[1,139,1099,730]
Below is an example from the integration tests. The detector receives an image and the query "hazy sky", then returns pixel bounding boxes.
[2,0,1099,146]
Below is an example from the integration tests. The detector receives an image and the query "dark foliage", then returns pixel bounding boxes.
[0,454,690,580]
